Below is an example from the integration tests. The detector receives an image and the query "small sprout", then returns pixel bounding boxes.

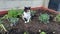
[54,13,60,22]
[40,31,46,34]
[24,32,27,34]
[24,31,29,34]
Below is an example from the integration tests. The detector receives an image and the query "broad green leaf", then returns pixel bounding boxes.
[8,9,23,18]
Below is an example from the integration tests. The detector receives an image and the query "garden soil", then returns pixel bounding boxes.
[0,9,60,34]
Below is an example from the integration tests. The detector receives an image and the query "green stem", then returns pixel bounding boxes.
[0,24,7,32]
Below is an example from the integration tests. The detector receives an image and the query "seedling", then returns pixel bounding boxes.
[39,13,50,24]
[24,31,29,34]
[40,31,46,34]
[24,32,27,34]
[54,13,60,22]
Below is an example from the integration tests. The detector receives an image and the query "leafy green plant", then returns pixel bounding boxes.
[8,9,23,26]
[8,9,18,18]
[2,9,23,19]
[39,13,50,24]
[31,10,36,16]
[17,9,24,16]
[9,18,19,26]
[8,9,23,18]
[1,9,23,26]
[54,13,60,22]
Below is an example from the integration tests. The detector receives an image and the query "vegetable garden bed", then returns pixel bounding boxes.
[0,7,60,34]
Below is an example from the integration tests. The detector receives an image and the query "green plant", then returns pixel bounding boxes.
[1,9,23,26]
[39,13,49,24]
[40,31,46,34]
[1,15,8,19]
[54,13,60,22]
[8,9,18,18]
[24,31,29,34]
[0,19,7,32]
[17,9,24,16]
[31,10,36,16]
[0,24,7,32]
[9,17,19,26]
[2,9,23,19]
[24,32,27,34]
[8,9,23,26]
[8,9,23,18]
